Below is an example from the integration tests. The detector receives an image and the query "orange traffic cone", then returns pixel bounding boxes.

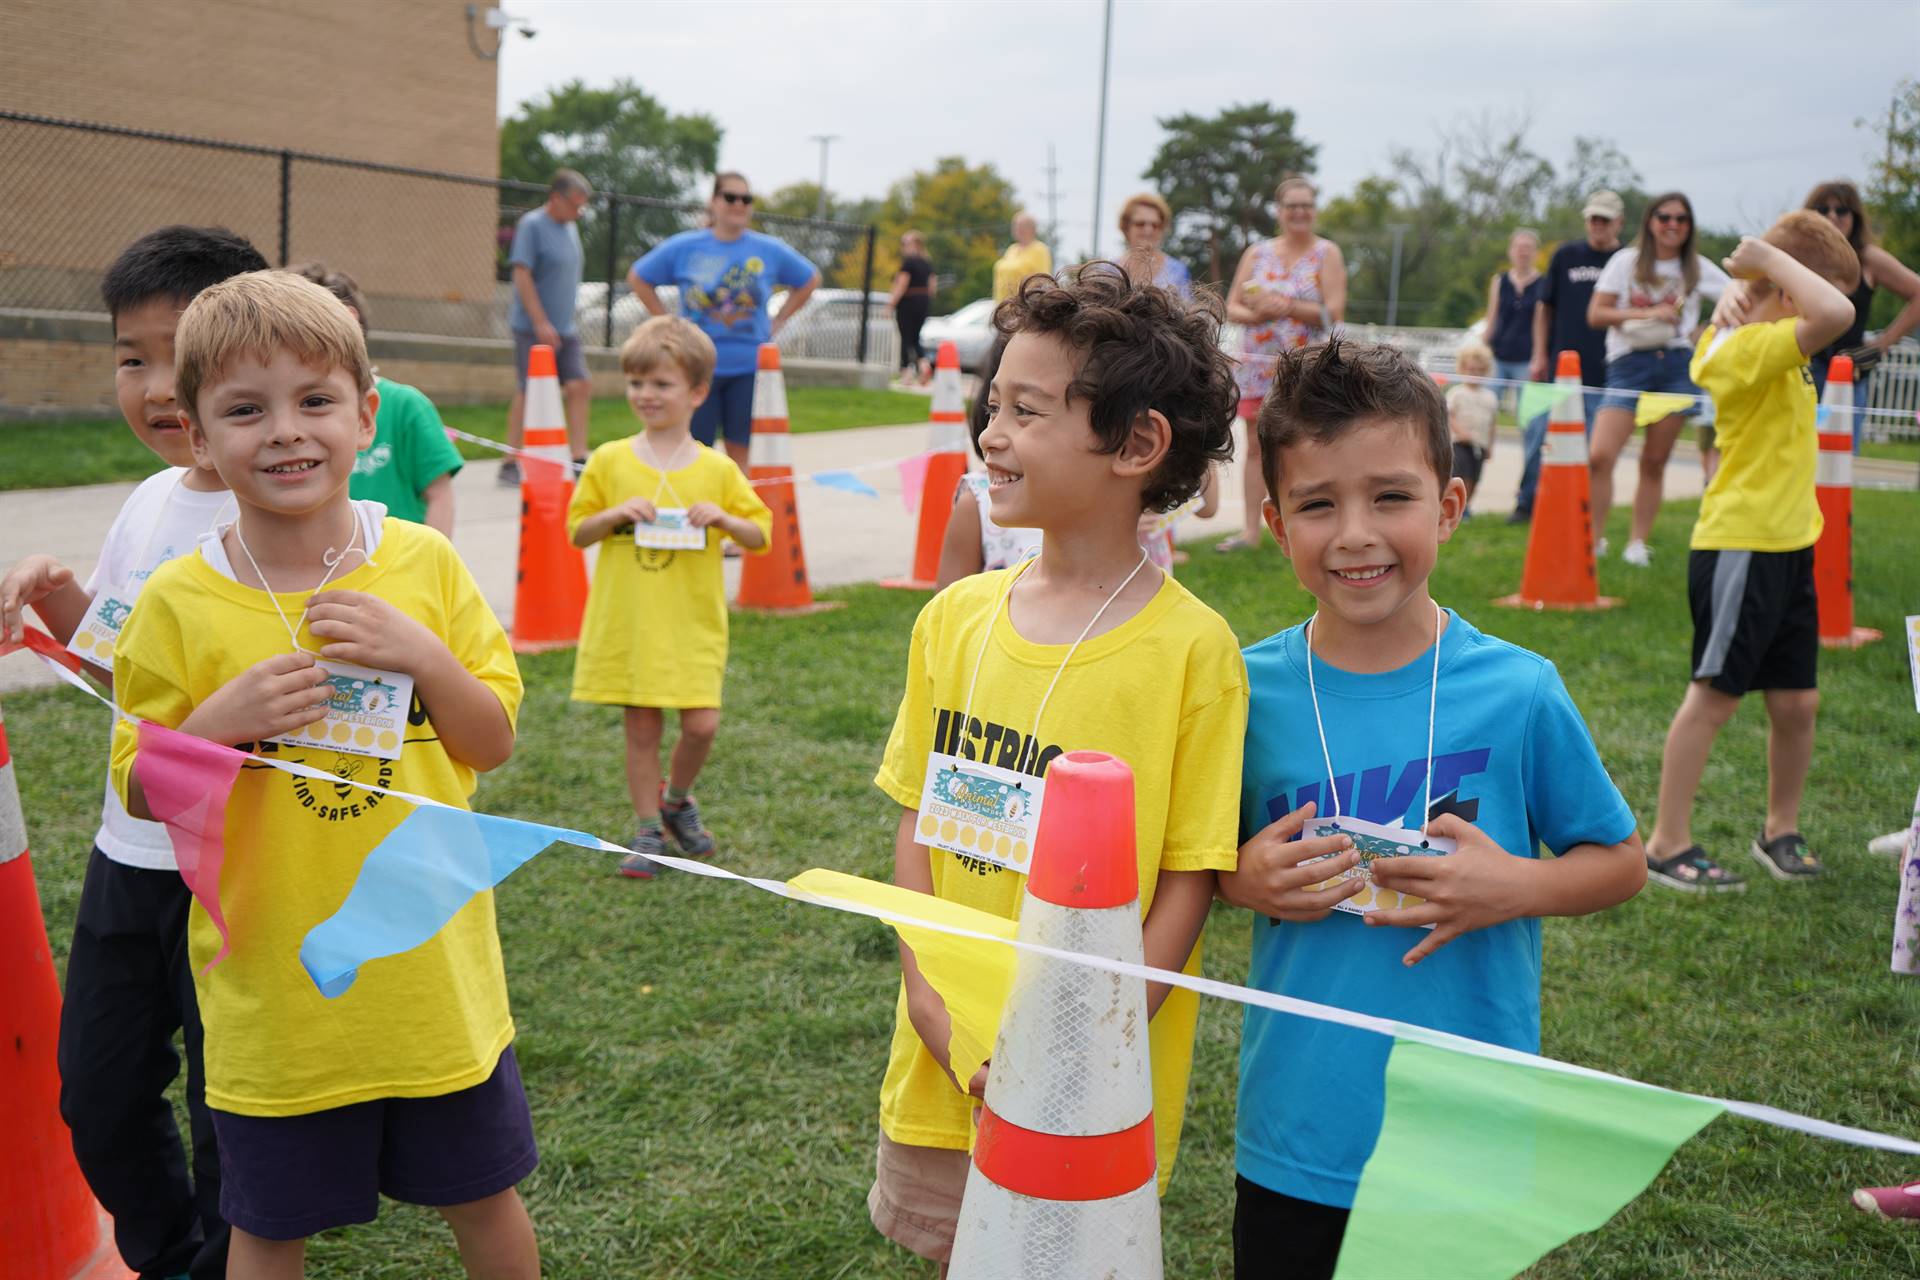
[881,340,969,590]
[0,702,134,1279]
[1496,351,1620,612]
[510,345,590,653]
[737,344,842,615]
[948,751,1161,1279]
[1814,355,1881,649]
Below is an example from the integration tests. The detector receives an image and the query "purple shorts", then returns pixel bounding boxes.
[210,1045,537,1240]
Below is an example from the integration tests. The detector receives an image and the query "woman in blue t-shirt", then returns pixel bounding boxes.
[629,172,822,467]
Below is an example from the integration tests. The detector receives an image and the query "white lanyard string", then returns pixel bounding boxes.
[638,436,693,509]
[231,512,369,657]
[957,549,1154,753]
[1305,602,1444,835]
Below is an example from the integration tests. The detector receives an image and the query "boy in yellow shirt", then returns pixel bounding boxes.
[569,316,771,878]
[868,268,1247,1267]
[1642,211,1860,891]
[110,270,537,1276]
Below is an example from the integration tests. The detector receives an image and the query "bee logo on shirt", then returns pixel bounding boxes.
[291,751,396,823]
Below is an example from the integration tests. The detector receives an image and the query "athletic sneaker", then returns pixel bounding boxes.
[1750,830,1824,881]
[619,828,663,879]
[1621,540,1652,567]
[1646,845,1745,893]
[497,458,522,487]
[1869,830,1911,856]
[660,792,716,857]
[1853,1180,1920,1220]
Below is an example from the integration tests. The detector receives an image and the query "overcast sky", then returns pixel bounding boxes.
[494,0,1918,255]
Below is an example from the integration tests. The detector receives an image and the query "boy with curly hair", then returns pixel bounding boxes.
[868,267,1249,1268]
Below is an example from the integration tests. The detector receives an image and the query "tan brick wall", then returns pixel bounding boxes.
[1,0,500,315]
[0,338,117,417]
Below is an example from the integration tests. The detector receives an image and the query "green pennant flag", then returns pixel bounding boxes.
[1518,381,1562,428]
[1333,1041,1725,1280]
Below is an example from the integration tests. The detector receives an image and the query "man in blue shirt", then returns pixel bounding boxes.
[501,168,592,484]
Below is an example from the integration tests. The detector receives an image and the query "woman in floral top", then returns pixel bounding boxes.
[1218,176,1347,552]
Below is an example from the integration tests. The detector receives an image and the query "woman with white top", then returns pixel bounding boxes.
[1586,191,1727,565]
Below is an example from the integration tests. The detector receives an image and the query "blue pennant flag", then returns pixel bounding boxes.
[811,469,879,498]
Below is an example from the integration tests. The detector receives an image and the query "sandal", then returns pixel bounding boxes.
[1215,534,1257,553]
[1646,845,1746,894]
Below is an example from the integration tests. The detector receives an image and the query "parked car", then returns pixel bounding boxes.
[768,288,897,367]
[919,297,997,371]
[573,280,673,347]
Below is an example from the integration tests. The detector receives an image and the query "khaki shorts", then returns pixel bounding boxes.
[868,1130,970,1263]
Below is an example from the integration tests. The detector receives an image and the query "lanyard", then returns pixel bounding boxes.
[231,511,370,657]
[958,550,1153,750]
[637,436,693,509]
[1305,602,1444,834]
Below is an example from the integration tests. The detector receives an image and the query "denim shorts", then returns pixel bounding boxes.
[1600,346,1702,415]
[691,370,757,447]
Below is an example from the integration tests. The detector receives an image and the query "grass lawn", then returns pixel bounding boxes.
[0,387,932,492]
[7,495,1920,1277]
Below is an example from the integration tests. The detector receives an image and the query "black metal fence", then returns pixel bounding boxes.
[0,109,883,361]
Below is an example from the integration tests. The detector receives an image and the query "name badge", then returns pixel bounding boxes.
[268,660,414,760]
[632,508,708,551]
[1303,814,1456,926]
[67,582,139,671]
[916,752,1047,874]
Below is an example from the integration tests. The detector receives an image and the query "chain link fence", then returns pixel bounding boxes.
[2,109,886,363]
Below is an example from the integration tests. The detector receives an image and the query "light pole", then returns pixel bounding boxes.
[1089,0,1113,259]
[809,134,840,221]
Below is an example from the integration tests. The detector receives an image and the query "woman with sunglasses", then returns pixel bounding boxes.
[630,172,821,469]
[1116,192,1191,297]
[1586,191,1728,566]
[1217,176,1347,552]
[1803,183,1920,429]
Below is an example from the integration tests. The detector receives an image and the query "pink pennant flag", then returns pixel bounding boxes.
[899,452,933,514]
[133,722,247,972]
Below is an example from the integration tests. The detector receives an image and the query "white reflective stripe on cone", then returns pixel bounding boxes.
[1816,452,1853,488]
[931,366,964,418]
[524,378,566,432]
[949,1170,1161,1280]
[0,758,27,865]
[987,897,1153,1136]
[1552,385,1583,421]
[753,374,789,423]
[1542,430,1589,466]
[931,420,970,454]
[749,432,793,469]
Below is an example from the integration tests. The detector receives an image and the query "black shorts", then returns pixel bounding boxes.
[1688,547,1817,696]
[1451,443,1485,489]
[1233,1174,1348,1280]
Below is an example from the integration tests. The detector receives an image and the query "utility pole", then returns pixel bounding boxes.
[809,134,839,220]
[1043,143,1063,251]
[1384,224,1408,328]
[1090,0,1113,259]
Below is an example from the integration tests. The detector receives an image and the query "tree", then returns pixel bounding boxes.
[863,158,1020,310]
[497,79,721,281]
[1144,103,1319,290]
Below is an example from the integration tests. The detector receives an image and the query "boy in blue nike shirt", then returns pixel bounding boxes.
[1218,340,1646,1279]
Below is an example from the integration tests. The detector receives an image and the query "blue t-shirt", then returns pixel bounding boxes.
[633,229,818,376]
[508,207,584,336]
[1234,612,1636,1209]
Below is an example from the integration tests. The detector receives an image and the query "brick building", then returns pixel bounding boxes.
[0,0,521,417]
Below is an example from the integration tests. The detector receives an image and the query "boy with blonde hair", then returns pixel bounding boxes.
[1446,338,1498,512]
[110,270,537,1276]
[1,224,265,1280]
[1641,211,1860,891]
[870,268,1246,1268]
[1220,340,1644,1279]
[569,315,771,878]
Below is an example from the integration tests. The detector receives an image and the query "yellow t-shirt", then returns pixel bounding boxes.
[873,566,1249,1186]
[109,519,524,1117]
[992,241,1054,302]
[1690,319,1823,552]
[568,438,773,708]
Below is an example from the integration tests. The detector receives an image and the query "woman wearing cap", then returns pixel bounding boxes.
[1586,191,1727,567]
[1217,176,1347,552]
[629,172,822,470]
[1117,192,1191,297]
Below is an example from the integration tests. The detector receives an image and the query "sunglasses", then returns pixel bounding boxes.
[1127,218,1163,230]
[718,191,755,206]
[1814,204,1852,218]
[1652,212,1690,225]
[1281,201,1316,212]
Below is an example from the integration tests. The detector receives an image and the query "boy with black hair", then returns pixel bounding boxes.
[0,224,266,1280]
[1642,212,1860,891]
[1219,340,1645,1279]
[869,268,1247,1268]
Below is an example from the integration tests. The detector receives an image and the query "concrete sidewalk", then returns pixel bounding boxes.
[2,422,1702,693]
